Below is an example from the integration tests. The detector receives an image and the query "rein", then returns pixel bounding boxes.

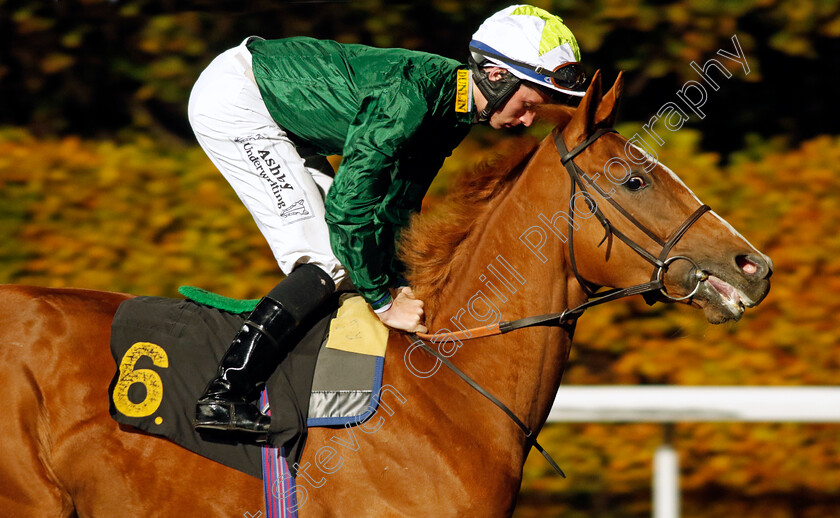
[408,333,566,478]
[411,126,711,478]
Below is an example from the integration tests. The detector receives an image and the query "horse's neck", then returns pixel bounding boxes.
[426,139,586,428]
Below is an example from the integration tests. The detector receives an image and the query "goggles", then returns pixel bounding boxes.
[469,42,587,93]
[537,62,587,91]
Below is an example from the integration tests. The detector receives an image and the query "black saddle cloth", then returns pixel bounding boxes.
[107,294,339,478]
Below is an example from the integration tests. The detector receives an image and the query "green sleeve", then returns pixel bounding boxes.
[382,152,449,282]
[324,85,428,308]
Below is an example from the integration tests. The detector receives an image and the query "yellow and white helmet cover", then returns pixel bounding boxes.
[470,4,585,96]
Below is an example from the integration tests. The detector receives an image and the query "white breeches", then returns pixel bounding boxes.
[188,37,349,289]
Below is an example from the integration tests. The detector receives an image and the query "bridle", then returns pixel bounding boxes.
[556,127,711,310]
[410,125,711,478]
[417,126,711,342]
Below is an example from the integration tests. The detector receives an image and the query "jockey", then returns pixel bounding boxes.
[190,5,586,436]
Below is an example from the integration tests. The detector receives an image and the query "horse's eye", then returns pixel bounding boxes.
[625,176,647,191]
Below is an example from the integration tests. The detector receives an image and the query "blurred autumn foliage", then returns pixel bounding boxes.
[0,127,283,297]
[1,0,838,516]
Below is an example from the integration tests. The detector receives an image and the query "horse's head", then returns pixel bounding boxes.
[550,71,772,324]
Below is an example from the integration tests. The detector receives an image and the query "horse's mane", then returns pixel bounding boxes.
[396,136,537,309]
[398,105,575,311]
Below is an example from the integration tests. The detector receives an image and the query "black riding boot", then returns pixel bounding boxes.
[194,264,335,436]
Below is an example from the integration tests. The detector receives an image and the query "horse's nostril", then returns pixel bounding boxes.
[737,256,757,274]
[736,254,767,277]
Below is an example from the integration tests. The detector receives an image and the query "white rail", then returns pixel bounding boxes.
[547,386,840,518]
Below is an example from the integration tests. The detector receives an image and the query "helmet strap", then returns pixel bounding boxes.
[468,55,521,123]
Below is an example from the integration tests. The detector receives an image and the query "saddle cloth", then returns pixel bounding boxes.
[107,290,387,479]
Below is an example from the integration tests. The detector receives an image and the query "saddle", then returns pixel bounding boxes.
[107,288,388,479]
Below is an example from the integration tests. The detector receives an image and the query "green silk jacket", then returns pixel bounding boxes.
[247,37,474,308]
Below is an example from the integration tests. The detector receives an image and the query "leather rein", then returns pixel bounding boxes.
[411,127,711,478]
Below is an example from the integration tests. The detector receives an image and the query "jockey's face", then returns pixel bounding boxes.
[487,83,553,130]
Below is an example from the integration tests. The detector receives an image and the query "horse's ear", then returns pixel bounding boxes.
[564,69,603,145]
[594,71,624,128]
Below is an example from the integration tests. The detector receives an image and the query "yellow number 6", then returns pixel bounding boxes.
[113,342,169,418]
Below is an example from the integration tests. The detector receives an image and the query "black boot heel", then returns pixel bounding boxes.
[195,399,271,434]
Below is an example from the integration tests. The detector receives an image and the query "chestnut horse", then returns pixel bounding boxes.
[0,72,771,517]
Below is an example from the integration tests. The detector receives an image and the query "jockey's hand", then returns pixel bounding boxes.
[376,286,427,334]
